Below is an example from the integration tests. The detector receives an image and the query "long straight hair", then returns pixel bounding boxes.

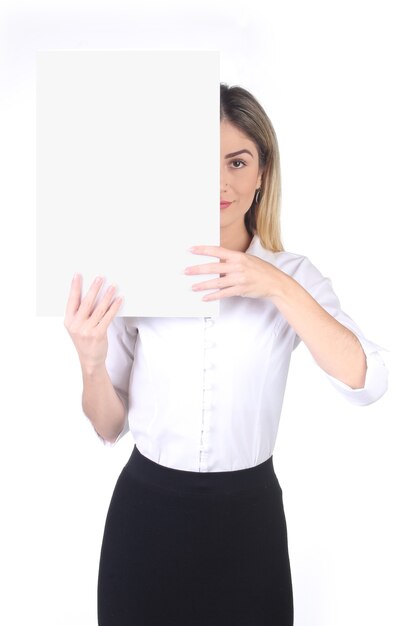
[220,83,284,252]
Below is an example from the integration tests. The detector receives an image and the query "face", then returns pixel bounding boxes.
[220,119,263,237]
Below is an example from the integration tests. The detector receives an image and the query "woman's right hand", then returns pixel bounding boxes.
[64,274,123,372]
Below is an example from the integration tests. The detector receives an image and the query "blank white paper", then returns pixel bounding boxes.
[36,50,220,317]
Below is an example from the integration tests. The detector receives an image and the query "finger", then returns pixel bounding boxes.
[189,245,235,259]
[76,276,107,319]
[201,286,241,301]
[184,262,235,275]
[87,283,119,327]
[192,276,234,291]
[96,293,124,330]
[64,273,83,323]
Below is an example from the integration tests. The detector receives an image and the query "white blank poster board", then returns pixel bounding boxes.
[36,50,220,317]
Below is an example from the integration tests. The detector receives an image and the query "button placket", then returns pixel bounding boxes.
[199,317,216,471]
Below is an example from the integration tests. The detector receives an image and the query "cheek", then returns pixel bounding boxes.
[236,175,256,194]
[242,178,258,195]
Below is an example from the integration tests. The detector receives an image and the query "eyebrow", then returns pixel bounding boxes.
[224,149,254,159]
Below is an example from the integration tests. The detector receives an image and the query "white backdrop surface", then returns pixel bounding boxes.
[0,1,415,625]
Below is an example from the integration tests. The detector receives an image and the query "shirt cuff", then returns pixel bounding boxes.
[325,338,389,406]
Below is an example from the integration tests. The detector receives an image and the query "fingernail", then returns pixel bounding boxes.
[72,272,79,281]
[94,276,103,284]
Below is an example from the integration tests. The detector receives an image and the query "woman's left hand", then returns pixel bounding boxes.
[184,245,283,301]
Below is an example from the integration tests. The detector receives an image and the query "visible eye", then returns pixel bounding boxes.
[229,159,246,169]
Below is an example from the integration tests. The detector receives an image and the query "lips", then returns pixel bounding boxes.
[220,201,232,208]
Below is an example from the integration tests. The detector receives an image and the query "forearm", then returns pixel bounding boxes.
[81,363,127,443]
[269,271,367,389]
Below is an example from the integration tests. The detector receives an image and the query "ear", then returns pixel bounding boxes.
[256,172,263,188]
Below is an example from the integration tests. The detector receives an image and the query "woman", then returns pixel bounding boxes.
[64,83,388,625]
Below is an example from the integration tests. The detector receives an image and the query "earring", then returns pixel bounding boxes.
[255,188,261,203]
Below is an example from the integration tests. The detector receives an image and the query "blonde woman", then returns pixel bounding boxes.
[64,83,388,625]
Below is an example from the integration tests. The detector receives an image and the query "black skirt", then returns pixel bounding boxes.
[97,445,293,626]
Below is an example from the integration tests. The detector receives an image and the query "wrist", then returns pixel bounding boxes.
[267,267,292,303]
[81,361,107,378]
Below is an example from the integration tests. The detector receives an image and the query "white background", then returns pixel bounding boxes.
[0,1,415,625]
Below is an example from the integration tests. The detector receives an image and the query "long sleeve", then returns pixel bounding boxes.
[94,316,138,447]
[292,256,389,406]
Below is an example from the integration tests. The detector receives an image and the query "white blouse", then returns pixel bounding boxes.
[95,234,389,472]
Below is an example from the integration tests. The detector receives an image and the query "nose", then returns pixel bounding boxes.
[220,166,230,193]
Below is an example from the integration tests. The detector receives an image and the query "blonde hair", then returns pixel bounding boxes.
[220,83,284,252]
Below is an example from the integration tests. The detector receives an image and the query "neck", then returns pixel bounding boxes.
[220,226,253,253]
